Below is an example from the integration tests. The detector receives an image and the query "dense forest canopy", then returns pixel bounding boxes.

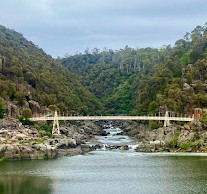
[0,25,102,115]
[0,23,206,117]
[61,24,207,115]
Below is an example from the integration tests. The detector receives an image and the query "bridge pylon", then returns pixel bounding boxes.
[52,111,60,135]
[164,111,170,127]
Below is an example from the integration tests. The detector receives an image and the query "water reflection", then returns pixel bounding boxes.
[0,160,54,194]
[0,175,52,194]
[1,127,207,194]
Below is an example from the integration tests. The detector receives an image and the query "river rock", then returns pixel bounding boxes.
[120,145,129,150]
[57,138,76,149]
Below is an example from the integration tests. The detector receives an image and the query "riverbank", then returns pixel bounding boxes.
[0,118,106,160]
[1,118,207,160]
[1,123,207,194]
[113,120,207,153]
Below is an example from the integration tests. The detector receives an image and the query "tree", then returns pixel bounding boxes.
[195,94,207,107]
[49,104,60,112]
[22,108,32,119]
[148,101,158,114]
[0,98,4,119]
[201,113,207,125]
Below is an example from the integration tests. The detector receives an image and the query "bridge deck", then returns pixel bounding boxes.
[30,116,194,122]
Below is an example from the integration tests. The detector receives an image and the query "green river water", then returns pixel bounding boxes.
[0,127,207,194]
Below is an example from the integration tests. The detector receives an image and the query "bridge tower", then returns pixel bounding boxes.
[164,111,170,127]
[52,111,60,135]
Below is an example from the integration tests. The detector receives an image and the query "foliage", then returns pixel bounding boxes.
[179,142,191,150]
[200,113,207,125]
[60,24,207,115]
[1,23,207,116]
[149,121,162,129]
[167,138,178,149]
[43,155,48,160]
[48,105,60,112]
[175,130,181,137]
[19,117,36,125]
[192,141,202,149]
[148,101,159,114]
[36,123,53,137]
[0,98,4,119]
[22,108,32,119]
[0,157,8,162]
[0,25,102,115]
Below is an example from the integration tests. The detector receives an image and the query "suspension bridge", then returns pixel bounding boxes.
[30,111,195,135]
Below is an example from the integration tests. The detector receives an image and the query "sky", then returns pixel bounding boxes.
[0,0,207,58]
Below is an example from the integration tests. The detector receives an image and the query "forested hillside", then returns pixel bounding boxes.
[61,24,207,115]
[0,25,102,115]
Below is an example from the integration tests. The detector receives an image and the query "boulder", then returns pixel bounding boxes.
[120,145,129,150]
[57,138,76,149]
[184,124,191,130]
[136,143,151,152]
[16,134,28,141]
[150,140,165,147]
[183,83,191,89]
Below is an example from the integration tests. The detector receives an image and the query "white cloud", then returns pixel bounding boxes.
[0,0,207,57]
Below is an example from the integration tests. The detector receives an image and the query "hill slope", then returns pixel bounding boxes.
[61,24,207,115]
[0,25,102,115]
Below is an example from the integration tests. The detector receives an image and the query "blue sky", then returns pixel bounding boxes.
[0,0,207,58]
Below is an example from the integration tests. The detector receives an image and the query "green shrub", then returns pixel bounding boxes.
[0,157,8,162]
[148,101,158,114]
[200,113,207,125]
[22,108,32,119]
[168,138,178,149]
[193,141,202,149]
[191,133,200,142]
[180,142,190,150]
[36,123,53,137]
[49,105,60,112]
[43,155,48,160]
[0,98,4,119]
[149,120,162,129]
[19,117,36,125]
[175,130,181,137]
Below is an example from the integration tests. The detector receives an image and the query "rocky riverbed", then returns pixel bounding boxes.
[1,118,207,160]
[113,120,207,153]
[0,118,106,160]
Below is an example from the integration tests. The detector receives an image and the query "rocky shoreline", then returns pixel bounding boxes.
[113,120,207,153]
[0,118,106,160]
[1,118,207,160]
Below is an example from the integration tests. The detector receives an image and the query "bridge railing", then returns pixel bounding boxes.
[30,115,194,122]
[29,112,194,135]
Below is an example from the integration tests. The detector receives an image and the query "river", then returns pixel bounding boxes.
[0,127,207,194]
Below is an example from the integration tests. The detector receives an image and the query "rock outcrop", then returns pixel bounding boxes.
[113,120,207,153]
[0,118,104,160]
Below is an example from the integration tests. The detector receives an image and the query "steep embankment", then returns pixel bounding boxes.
[0,25,102,116]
